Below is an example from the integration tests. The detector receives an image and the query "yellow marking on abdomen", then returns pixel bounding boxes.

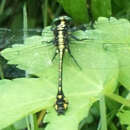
[58,95,62,99]
[55,104,58,110]
[58,87,62,91]
[58,38,64,43]
[64,103,68,109]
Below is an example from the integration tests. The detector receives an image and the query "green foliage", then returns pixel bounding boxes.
[1,17,130,129]
[1,0,130,130]
[116,94,130,130]
[117,109,130,130]
[57,0,89,23]
[1,0,130,28]
[91,0,112,19]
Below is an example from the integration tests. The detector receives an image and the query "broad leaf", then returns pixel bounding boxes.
[57,0,89,23]
[0,78,54,129]
[0,73,117,130]
[1,17,130,129]
[91,0,112,19]
[117,110,130,129]
[117,94,130,130]
[92,17,130,90]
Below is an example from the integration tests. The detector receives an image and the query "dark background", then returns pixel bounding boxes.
[1,0,130,29]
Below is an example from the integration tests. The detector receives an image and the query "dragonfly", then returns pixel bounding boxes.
[1,16,130,114]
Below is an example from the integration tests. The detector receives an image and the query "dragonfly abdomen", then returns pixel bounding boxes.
[53,17,69,115]
[52,16,79,115]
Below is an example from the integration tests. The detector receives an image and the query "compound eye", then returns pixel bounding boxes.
[53,17,61,25]
[55,21,61,25]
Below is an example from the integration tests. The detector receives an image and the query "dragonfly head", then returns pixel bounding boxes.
[53,16,72,25]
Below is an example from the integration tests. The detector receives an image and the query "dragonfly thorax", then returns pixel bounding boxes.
[57,20,66,31]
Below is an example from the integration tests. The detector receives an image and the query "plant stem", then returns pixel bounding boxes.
[105,92,130,107]
[99,95,107,130]
[25,116,31,130]
[0,63,4,79]
[23,2,28,38]
[30,114,38,130]
[42,0,48,27]
[0,0,6,15]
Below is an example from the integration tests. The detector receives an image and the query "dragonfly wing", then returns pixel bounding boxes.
[70,39,130,69]
[69,16,130,69]
[1,35,55,77]
[0,28,12,50]
[103,43,130,68]
[0,28,43,50]
[69,41,118,69]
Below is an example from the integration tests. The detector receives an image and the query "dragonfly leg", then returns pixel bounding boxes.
[51,26,56,31]
[51,49,59,62]
[90,21,95,29]
[41,39,54,46]
[70,25,89,32]
[67,47,81,70]
[70,34,88,41]
[46,40,53,43]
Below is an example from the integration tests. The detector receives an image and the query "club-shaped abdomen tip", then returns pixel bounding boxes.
[54,97,68,115]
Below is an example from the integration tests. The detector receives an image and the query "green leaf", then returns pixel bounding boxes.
[91,0,112,19]
[14,118,26,129]
[128,126,130,130]
[117,94,130,130]
[2,17,130,129]
[112,0,130,9]
[117,110,130,125]
[2,17,130,90]
[93,17,130,90]
[117,109,130,130]
[0,75,116,130]
[0,78,54,129]
[57,0,89,23]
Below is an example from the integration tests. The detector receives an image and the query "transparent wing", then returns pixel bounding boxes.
[0,28,12,50]
[1,27,54,63]
[1,18,130,71]
[103,43,130,68]
[0,28,44,50]
[1,30,55,77]
[67,17,130,69]
[1,32,130,70]
[68,40,130,69]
